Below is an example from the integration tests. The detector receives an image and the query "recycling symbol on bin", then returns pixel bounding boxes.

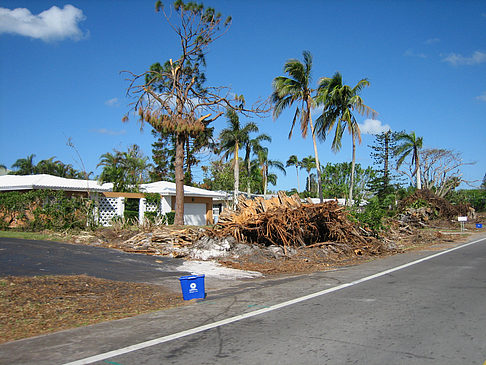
[189,282,198,293]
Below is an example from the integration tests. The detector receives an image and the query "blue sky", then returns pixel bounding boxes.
[1,0,485,191]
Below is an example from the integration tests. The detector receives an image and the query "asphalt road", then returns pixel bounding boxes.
[1,234,485,364]
[0,237,190,285]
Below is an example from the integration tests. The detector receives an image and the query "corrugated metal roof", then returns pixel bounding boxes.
[0,174,229,199]
[140,181,229,199]
[0,174,113,192]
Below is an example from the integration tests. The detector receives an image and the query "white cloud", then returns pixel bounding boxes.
[424,38,440,45]
[105,98,120,107]
[358,119,391,135]
[404,48,427,59]
[0,5,87,42]
[442,51,486,66]
[476,92,486,102]
[91,128,126,136]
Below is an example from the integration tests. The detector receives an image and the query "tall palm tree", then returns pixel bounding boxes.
[316,72,377,205]
[11,154,36,175]
[286,155,301,192]
[243,132,271,195]
[271,50,324,202]
[218,109,258,206]
[255,146,286,198]
[395,131,423,189]
[300,155,316,193]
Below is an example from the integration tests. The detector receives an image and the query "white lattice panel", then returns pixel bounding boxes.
[145,201,160,213]
[98,197,120,226]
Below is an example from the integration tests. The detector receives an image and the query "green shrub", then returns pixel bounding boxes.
[165,211,175,225]
[446,189,486,212]
[124,210,138,221]
[351,197,388,234]
[144,193,161,205]
[0,190,91,231]
[144,211,158,223]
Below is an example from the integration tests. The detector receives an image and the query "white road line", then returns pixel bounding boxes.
[63,236,485,365]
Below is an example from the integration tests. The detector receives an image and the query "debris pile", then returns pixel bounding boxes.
[399,189,469,218]
[210,192,387,257]
[398,189,473,227]
[113,226,204,256]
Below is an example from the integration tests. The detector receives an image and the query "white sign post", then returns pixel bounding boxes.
[458,216,467,231]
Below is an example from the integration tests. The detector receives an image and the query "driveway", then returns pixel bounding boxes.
[0,237,190,286]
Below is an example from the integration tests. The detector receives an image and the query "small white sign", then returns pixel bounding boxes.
[458,216,467,222]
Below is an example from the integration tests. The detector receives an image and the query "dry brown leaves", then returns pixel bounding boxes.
[0,275,184,344]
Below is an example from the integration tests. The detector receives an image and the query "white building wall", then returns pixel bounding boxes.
[161,196,171,214]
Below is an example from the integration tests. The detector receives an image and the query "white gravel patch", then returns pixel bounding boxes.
[176,260,263,280]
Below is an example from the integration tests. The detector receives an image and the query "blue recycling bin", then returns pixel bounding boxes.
[179,275,206,300]
[476,223,483,229]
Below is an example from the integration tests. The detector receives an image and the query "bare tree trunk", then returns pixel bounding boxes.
[185,138,191,184]
[233,143,239,208]
[348,136,356,206]
[246,156,251,195]
[244,145,251,196]
[263,166,268,198]
[174,134,185,225]
[416,165,422,189]
[415,149,422,189]
[308,114,323,202]
[296,166,300,193]
[384,131,389,187]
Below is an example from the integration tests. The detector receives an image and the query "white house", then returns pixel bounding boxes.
[0,174,229,226]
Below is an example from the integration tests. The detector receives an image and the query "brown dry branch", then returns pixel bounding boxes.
[210,192,387,257]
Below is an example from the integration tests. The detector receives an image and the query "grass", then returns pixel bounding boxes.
[0,230,70,242]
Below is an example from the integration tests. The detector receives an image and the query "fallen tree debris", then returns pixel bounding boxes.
[399,189,470,219]
[209,192,388,257]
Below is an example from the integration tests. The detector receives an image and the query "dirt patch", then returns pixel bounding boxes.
[0,275,184,344]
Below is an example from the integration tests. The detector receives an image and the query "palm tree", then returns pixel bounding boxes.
[300,155,316,193]
[243,132,271,195]
[255,146,286,198]
[98,151,124,191]
[121,144,152,190]
[36,157,60,175]
[316,72,377,205]
[395,131,423,189]
[218,109,258,206]
[11,154,36,175]
[286,155,301,192]
[271,50,324,202]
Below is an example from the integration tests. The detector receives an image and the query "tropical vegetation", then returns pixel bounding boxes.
[9,154,86,178]
[271,51,325,202]
[97,144,152,192]
[315,72,377,205]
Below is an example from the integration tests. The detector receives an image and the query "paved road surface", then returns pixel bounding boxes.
[0,237,189,286]
[1,234,485,364]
